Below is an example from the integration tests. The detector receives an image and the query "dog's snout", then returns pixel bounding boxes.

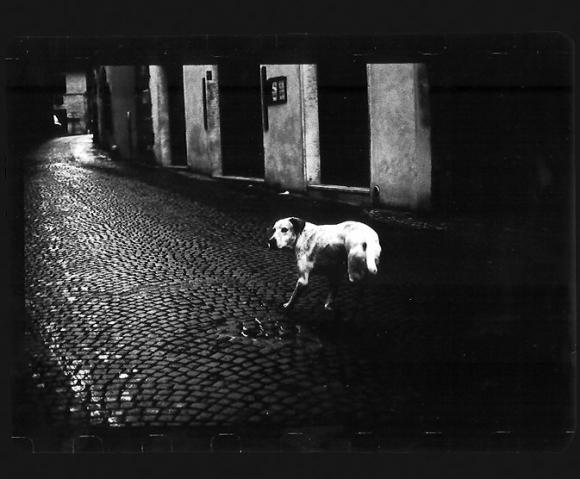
[268,237,277,249]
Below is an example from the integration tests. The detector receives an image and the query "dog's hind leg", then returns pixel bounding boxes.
[347,246,366,283]
[282,272,310,310]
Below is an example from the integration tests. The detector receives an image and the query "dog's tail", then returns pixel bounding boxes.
[363,240,381,275]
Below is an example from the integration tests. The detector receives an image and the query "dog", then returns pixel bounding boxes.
[268,217,381,311]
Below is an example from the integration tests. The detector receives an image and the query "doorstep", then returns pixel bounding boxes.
[164,165,189,170]
[212,174,265,185]
[307,183,371,208]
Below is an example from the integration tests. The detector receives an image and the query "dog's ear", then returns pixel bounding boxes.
[289,217,305,236]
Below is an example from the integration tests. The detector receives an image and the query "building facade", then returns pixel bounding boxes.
[81,35,571,218]
[91,60,432,211]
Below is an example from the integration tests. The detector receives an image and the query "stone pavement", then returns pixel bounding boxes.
[14,135,573,451]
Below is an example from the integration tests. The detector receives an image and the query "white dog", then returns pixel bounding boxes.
[268,217,381,311]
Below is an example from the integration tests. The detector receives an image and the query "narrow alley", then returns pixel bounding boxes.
[16,135,572,451]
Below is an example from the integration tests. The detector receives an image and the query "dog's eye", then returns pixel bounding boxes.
[281,228,288,233]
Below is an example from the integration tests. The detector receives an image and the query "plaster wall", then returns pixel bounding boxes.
[301,65,321,185]
[183,65,222,175]
[260,64,319,192]
[149,65,172,166]
[65,72,87,94]
[64,72,88,135]
[368,63,432,210]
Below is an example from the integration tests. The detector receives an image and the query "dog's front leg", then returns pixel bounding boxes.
[282,274,309,310]
[324,276,340,311]
[349,277,369,322]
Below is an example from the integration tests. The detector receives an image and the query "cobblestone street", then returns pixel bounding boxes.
[15,135,573,451]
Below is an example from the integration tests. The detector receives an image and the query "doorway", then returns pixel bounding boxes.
[98,67,113,146]
[166,65,187,166]
[317,58,370,187]
[134,66,154,162]
[218,60,264,178]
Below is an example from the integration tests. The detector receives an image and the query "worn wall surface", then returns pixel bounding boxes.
[149,65,172,166]
[104,66,138,159]
[183,65,221,175]
[300,65,321,185]
[65,72,87,94]
[261,64,306,192]
[64,72,88,135]
[368,63,432,210]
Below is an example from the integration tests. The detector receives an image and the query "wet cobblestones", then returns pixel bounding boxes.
[15,135,573,451]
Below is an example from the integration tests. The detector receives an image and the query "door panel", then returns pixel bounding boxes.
[218,60,264,178]
[318,59,370,187]
[166,65,187,166]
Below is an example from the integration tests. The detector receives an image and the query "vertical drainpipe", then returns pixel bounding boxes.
[260,66,269,133]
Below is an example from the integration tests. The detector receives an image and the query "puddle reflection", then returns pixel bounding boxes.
[214,313,328,355]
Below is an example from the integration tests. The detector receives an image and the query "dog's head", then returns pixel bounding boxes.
[268,217,305,250]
